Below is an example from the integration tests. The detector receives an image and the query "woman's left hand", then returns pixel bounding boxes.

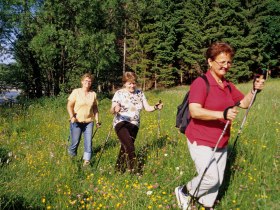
[253,77,265,91]
[96,122,101,128]
[157,103,163,110]
[154,101,163,110]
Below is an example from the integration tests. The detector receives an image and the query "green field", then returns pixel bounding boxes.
[0,79,279,210]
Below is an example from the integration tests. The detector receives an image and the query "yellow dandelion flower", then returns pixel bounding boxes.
[42,197,46,203]
[69,200,77,205]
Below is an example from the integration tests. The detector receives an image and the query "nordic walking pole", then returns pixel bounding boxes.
[228,72,266,160]
[95,124,113,169]
[156,100,162,157]
[188,120,230,209]
[227,91,257,159]
[66,122,72,155]
[157,100,162,138]
[92,122,101,141]
[67,118,76,155]
[95,115,116,169]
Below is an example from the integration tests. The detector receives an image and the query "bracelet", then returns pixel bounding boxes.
[223,105,234,120]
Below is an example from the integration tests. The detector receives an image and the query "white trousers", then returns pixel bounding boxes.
[186,140,227,207]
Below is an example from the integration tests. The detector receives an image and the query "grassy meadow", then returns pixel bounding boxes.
[0,79,279,210]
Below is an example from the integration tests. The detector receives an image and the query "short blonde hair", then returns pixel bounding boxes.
[81,73,93,82]
[122,72,137,84]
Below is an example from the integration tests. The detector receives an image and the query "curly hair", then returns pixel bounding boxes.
[81,73,93,82]
[122,72,137,84]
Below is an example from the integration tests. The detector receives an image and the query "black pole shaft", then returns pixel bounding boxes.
[228,89,258,159]
[95,125,113,169]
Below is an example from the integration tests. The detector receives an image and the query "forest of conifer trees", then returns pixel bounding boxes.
[0,0,279,97]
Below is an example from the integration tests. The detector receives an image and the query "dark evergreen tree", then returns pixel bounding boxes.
[0,0,279,95]
[177,0,211,84]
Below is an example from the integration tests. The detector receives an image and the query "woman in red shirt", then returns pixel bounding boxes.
[175,42,265,210]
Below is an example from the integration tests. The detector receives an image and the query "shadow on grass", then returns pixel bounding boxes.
[0,195,41,210]
[0,147,10,168]
[137,134,177,174]
[91,139,118,165]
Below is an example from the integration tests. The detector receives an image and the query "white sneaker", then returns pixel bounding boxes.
[175,186,191,210]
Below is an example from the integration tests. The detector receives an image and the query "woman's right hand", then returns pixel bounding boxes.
[114,104,121,113]
[70,115,77,123]
[224,106,239,121]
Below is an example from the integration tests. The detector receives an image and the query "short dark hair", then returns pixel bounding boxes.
[206,42,235,60]
[122,72,137,84]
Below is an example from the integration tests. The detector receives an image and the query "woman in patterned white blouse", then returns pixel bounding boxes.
[110,72,163,174]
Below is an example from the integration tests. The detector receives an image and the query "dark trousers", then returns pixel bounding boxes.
[115,121,139,172]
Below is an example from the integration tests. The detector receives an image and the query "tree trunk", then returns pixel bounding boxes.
[155,73,157,90]
[30,53,43,98]
[143,68,146,91]
[123,20,127,74]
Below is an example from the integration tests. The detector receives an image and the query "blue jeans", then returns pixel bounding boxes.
[68,122,94,161]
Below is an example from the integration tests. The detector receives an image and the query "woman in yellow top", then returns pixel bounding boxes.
[67,73,100,166]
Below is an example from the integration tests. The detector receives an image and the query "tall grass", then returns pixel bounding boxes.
[0,79,279,209]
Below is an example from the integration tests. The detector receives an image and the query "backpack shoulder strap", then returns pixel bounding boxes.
[200,74,210,96]
[226,80,232,92]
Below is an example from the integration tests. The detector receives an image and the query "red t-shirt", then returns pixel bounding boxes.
[185,71,244,148]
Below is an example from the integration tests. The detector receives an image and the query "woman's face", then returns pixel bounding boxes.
[124,81,137,93]
[208,52,232,78]
[81,77,92,89]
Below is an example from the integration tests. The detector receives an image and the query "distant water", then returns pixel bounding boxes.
[0,89,21,104]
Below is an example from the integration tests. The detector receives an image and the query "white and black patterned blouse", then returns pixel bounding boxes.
[112,89,147,127]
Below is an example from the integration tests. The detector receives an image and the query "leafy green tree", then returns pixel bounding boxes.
[0,0,44,97]
[11,0,120,96]
[1,0,279,95]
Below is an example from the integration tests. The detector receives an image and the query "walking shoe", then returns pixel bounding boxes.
[175,186,191,210]
[83,160,90,167]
